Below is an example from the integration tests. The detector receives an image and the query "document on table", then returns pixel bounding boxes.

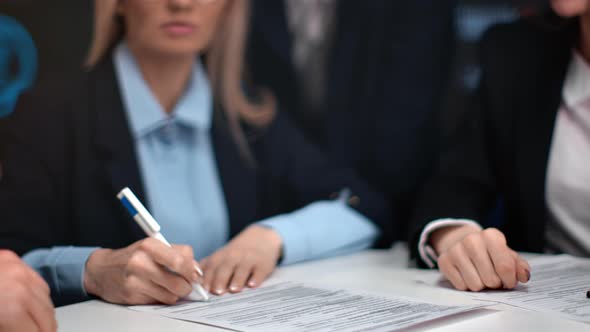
[476,255,590,323]
[130,281,485,332]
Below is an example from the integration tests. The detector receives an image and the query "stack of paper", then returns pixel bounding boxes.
[130,281,485,332]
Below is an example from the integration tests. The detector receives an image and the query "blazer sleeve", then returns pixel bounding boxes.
[259,112,394,246]
[0,90,72,256]
[408,36,504,267]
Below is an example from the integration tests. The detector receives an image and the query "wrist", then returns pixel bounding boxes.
[254,225,283,260]
[431,224,482,255]
[84,248,111,296]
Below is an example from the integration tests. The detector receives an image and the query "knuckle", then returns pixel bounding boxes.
[9,265,30,283]
[483,228,505,241]
[127,253,145,272]
[448,244,464,259]
[179,245,194,257]
[462,233,481,250]
[0,250,19,262]
[171,255,185,272]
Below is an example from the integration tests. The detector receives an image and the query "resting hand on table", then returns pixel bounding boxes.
[0,250,57,332]
[430,225,531,292]
[84,238,202,305]
[200,225,283,295]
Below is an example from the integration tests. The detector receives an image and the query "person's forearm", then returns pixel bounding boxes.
[258,201,379,265]
[23,246,99,305]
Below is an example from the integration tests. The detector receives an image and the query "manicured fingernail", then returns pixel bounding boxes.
[526,269,531,281]
[194,264,204,277]
[229,285,238,292]
[248,280,257,288]
[215,288,224,295]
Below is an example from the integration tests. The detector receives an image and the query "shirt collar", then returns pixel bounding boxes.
[113,41,212,138]
[563,50,590,108]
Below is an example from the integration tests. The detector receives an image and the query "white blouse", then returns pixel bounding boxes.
[545,51,590,256]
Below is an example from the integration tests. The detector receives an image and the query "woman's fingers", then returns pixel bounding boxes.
[483,229,518,289]
[435,227,527,292]
[511,250,531,283]
[130,250,193,298]
[438,254,467,291]
[229,258,256,293]
[462,233,503,289]
[447,244,485,291]
[141,280,181,305]
[211,257,240,295]
[201,257,214,293]
[248,261,275,289]
[124,275,178,305]
[139,239,197,282]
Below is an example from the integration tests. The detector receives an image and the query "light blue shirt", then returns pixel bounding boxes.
[23,42,379,302]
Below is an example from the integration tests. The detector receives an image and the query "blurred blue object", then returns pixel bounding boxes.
[456,5,518,43]
[0,15,37,118]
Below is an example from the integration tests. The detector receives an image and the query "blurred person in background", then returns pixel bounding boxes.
[0,0,390,306]
[248,0,456,246]
[0,15,56,332]
[410,0,590,292]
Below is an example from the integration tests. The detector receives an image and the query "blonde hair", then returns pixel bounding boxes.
[86,0,275,163]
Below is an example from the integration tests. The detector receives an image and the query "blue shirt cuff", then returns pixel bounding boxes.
[258,201,379,265]
[23,247,99,304]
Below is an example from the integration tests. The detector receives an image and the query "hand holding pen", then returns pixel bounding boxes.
[84,237,204,305]
[81,188,208,305]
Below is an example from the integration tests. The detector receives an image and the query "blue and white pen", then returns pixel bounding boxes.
[117,187,209,302]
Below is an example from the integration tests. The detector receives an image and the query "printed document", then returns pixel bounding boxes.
[477,255,590,323]
[130,281,485,332]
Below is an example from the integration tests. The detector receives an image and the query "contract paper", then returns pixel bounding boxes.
[477,255,590,323]
[130,281,485,332]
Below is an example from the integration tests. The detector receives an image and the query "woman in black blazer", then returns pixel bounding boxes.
[0,0,390,306]
[410,1,589,292]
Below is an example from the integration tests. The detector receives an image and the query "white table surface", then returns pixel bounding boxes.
[56,244,590,331]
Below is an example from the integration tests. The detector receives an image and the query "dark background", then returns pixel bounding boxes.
[0,0,548,133]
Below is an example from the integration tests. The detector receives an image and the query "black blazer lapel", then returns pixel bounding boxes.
[90,59,147,241]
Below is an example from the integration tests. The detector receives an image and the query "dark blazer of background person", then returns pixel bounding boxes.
[409,14,578,265]
[0,58,391,271]
[247,0,455,246]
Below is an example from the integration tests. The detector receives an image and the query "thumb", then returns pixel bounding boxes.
[510,250,531,283]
